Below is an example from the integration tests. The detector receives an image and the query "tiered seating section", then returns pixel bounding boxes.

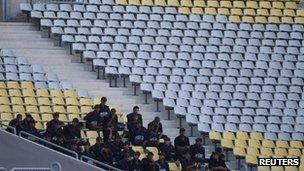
[20,0,304,169]
[116,0,304,24]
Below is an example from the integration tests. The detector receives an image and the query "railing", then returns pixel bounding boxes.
[10,162,61,171]
[19,131,78,159]
[0,167,7,171]
[80,155,122,171]
[0,122,16,134]
[27,0,86,4]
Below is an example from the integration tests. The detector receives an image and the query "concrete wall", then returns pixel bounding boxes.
[0,130,104,171]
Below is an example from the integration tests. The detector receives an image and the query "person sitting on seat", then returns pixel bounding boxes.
[174,128,190,160]
[142,152,157,171]
[148,116,163,137]
[99,97,110,117]
[46,113,65,138]
[89,136,107,161]
[160,137,175,161]
[130,122,147,146]
[156,154,169,171]
[180,151,197,171]
[129,151,143,171]
[102,108,118,142]
[127,106,143,131]
[208,148,229,171]
[145,124,160,147]
[190,138,205,166]
[21,114,38,136]
[63,118,81,141]
[7,114,23,134]
[84,105,103,130]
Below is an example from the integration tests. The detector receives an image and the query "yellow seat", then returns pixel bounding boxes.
[12,105,25,114]
[285,2,297,10]
[37,97,51,106]
[20,81,34,90]
[36,89,50,97]
[247,147,260,156]
[80,106,92,114]
[50,90,63,97]
[233,147,246,157]
[282,17,294,24]
[0,89,8,97]
[81,130,86,138]
[290,141,303,149]
[24,97,38,106]
[67,106,80,114]
[22,89,36,97]
[0,97,11,105]
[233,1,245,8]
[132,146,146,160]
[243,9,256,16]
[68,114,81,121]
[207,0,219,8]
[262,139,275,148]
[10,97,24,105]
[257,9,269,16]
[193,0,206,7]
[93,98,100,105]
[246,1,258,9]
[0,113,13,121]
[168,162,180,171]
[141,0,153,6]
[7,81,20,89]
[86,130,99,139]
[8,89,22,97]
[178,7,191,14]
[26,106,39,114]
[146,147,160,161]
[259,1,271,9]
[209,131,222,141]
[79,98,93,106]
[53,105,67,113]
[220,1,232,8]
[231,9,243,15]
[284,166,298,171]
[63,90,77,98]
[217,8,229,15]
[0,82,6,89]
[31,113,41,121]
[204,7,217,15]
[129,0,140,5]
[274,148,288,157]
[181,0,193,7]
[270,9,283,17]
[255,16,268,23]
[272,2,284,10]
[39,106,53,113]
[88,138,96,145]
[65,98,79,106]
[59,114,68,122]
[35,121,44,130]
[289,148,302,157]
[41,114,53,122]
[257,166,271,171]
[276,140,289,148]
[295,17,304,24]
[284,9,296,17]
[234,139,247,148]
[52,97,65,105]
[268,17,281,24]
[250,132,263,141]
[167,0,179,7]
[223,131,235,140]
[248,139,261,148]
[271,166,284,171]
[116,0,127,5]
[297,10,304,17]
[236,131,249,140]
[192,7,204,14]
[221,139,234,149]
[245,155,257,165]
[154,0,166,6]
[242,16,254,23]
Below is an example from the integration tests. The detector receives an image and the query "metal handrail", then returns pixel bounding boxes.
[11,168,51,171]
[19,131,78,159]
[0,122,16,135]
[80,155,122,171]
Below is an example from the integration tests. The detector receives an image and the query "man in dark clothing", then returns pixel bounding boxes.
[107,137,124,162]
[147,117,163,136]
[117,152,131,170]
[84,105,103,130]
[69,140,82,157]
[53,134,69,155]
[159,137,175,161]
[190,138,205,164]
[127,106,143,131]
[130,122,147,146]
[156,154,169,171]
[63,118,81,141]
[180,152,197,171]
[142,152,157,171]
[46,113,64,138]
[89,137,107,161]
[81,141,95,158]
[120,141,135,161]
[129,151,142,171]
[21,114,38,136]
[99,97,110,117]
[145,124,160,147]
[174,128,190,160]
[102,108,118,142]
[208,147,229,171]
[7,114,23,134]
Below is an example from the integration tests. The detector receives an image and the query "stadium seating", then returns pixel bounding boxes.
[19,0,304,168]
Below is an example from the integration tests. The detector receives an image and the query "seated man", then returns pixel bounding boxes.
[127,106,143,131]
[7,114,23,134]
[174,128,190,160]
[99,97,110,117]
[89,136,108,161]
[119,141,135,161]
[46,113,65,138]
[129,151,143,171]
[63,118,81,141]
[142,152,157,171]
[190,138,205,164]
[147,117,163,136]
[21,114,39,136]
[156,154,169,171]
[102,108,118,142]
[129,122,147,146]
[84,105,103,130]
[208,148,229,171]
[145,124,160,147]
[180,152,197,171]
[159,137,175,161]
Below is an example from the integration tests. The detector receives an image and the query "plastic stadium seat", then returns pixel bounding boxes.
[168,0,179,6]
[154,0,166,6]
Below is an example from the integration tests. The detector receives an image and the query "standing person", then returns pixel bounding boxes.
[63,118,81,141]
[159,137,175,161]
[99,97,110,117]
[147,117,163,136]
[46,113,65,138]
[84,105,103,130]
[129,151,142,171]
[7,114,23,134]
[190,138,205,166]
[127,106,143,131]
[174,128,190,160]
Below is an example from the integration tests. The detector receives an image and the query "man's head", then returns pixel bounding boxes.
[110,108,116,116]
[154,117,160,123]
[16,114,23,121]
[53,113,59,119]
[134,151,141,160]
[84,142,90,151]
[195,137,203,146]
[100,97,107,106]
[72,118,79,126]
[179,128,186,136]
[215,147,223,155]
[124,141,130,149]
[133,106,139,114]
[96,136,103,144]
[164,137,171,145]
